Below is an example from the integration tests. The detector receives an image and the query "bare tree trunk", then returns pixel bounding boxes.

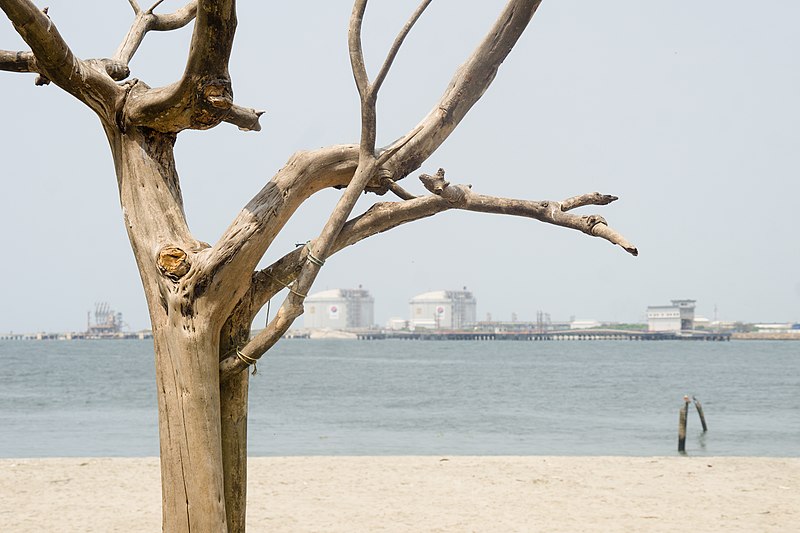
[152,325,228,533]
[220,372,249,532]
[106,126,231,532]
[220,311,253,533]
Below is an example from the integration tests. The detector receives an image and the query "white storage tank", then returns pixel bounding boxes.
[409,289,476,330]
[304,288,374,330]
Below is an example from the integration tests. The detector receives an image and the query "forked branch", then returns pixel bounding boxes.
[348,0,432,152]
[208,0,542,306]
[220,0,436,377]
[120,0,264,133]
[223,158,382,379]
[214,1,546,375]
[114,1,198,67]
[207,1,431,323]
[418,169,638,255]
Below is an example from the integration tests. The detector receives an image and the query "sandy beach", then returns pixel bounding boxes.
[1,456,797,532]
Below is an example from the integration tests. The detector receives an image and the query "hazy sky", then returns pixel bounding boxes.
[1,1,798,333]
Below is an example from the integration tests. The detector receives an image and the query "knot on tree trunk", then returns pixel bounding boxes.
[158,246,191,281]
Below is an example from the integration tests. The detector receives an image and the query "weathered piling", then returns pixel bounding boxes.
[692,395,708,432]
[678,395,690,453]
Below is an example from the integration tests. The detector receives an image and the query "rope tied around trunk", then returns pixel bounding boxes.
[236,349,259,375]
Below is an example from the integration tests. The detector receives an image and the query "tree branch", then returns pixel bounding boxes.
[146,1,166,14]
[0,1,120,117]
[219,169,637,380]
[0,49,35,72]
[225,154,382,376]
[117,0,261,133]
[227,0,432,364]
[113,1,198,67]
[210,0,545,345]
[382,0,544,181]
[385,178,418,200]
[249,179,637,313]
[127,0,142,15]
[216,207,400,380]
[348,0,431,154]
[197,137,430,317]
[418,169,639,255]
[0,49,129,84]
[193,145,361,310]
[348,0,377,154]
[560,192,618,212]
[245,195,443,308]
[371,0,432,96]
[223,104,265,132]
[347,0,369,102]
[121,0,245,133]
[218,194,443,359]
[0,48,48,84]
[223,0,438,377]
[221,0,586,381]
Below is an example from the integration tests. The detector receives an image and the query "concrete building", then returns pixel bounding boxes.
[304,288,374,330]
[409,289,477,330]
[385,317,409,330]
[570,319,602,330]
[647,299,696,332]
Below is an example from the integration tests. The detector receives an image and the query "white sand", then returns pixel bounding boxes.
[1,456,797,532]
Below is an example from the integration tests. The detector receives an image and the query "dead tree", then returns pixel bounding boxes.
[1,1,637,531]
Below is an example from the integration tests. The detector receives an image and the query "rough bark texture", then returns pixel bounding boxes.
[106,126,229,530]
[219,300,256,533]
[0,1,639,531]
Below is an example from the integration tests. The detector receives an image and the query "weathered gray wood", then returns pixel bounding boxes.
[219,0,554,379]
[0,1,640,531]
[693,396,708,432]
[0,1,119,114]
[106,125,229,531]
[0,49,35,72]
[114,2,198,67]
[678,396,690,453]
[220,308,253,533]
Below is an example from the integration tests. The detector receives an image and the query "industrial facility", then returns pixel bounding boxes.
[304,287,375,330]
[409,289,477,330]
[86,302,126,338]
[646,299,696,332]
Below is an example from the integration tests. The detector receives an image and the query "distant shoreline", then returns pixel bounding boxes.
[0,331,152,341]
[3,330,800,341]
[731,331,800,340]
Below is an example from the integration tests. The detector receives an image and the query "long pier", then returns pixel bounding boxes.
[355,329,731,341]
[0,331,153,341]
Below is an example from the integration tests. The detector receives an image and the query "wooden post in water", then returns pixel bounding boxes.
[678,395,690,453]
[692,395,708,432]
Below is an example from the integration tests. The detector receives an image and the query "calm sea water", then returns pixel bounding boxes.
[0,339,797,457]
